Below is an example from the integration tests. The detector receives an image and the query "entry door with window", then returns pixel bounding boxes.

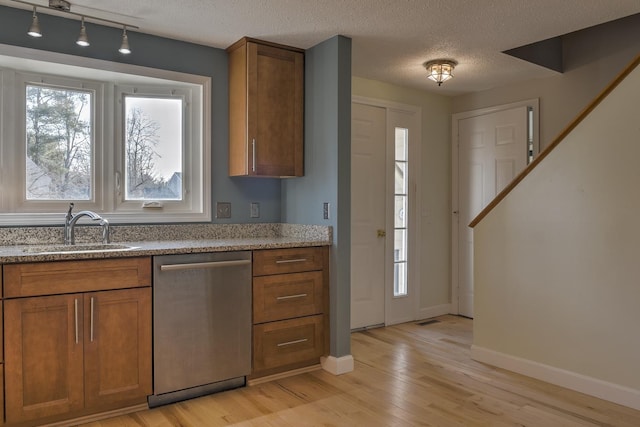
[351,100,420,330]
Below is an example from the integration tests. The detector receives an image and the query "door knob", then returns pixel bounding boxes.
[377,229,386,238]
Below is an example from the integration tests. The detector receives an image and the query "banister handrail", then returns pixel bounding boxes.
[469,53,640,228]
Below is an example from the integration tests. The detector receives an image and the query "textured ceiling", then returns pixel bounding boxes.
[3,0,640,95]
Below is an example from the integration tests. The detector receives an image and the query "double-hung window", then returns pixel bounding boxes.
[0,47,210,224]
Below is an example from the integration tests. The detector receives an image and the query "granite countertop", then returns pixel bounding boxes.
[0,223,332,264]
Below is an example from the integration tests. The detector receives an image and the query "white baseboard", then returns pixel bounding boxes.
[418,303,451,320]
[321,355,354,375]
[471,345,640,411]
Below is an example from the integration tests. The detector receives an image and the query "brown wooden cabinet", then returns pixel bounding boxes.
[0,363,4,427]
[84,288,152,411]
[4,294,85,423]
[227,37,304,177]
[2,258,152,426]
[0,271,3,427]
[251,247,329,379]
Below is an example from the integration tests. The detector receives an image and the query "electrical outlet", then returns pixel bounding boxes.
[323,202,330,220]
[216,202,231,219]
[250,202,260,218]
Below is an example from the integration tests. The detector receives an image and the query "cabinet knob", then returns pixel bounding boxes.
[377,229,386,238]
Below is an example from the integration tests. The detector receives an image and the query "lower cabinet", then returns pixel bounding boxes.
[5,294,84,423]
[0,363,4,426]
[251,246,329,378]
[84,288,152,410]
[253,315,324,373]
[3,258,152,426]
[1,283,3,426]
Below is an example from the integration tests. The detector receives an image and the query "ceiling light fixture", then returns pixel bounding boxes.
[12,0,138,53]
[27,6,42,37]
[423,60,457,86]
[76,16,89,47]
[118,26,131,55]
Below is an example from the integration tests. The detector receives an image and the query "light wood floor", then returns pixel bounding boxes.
[83,315,640,426]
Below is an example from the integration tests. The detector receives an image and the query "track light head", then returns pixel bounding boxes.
[76,17,89,47]
[16,0,138,53]
[119,27,131,54]
[27,7,42,37]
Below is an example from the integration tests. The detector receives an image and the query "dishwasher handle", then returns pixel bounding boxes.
[159,259,251,272]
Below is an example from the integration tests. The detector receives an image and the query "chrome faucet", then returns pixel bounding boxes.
[64,203,110,245]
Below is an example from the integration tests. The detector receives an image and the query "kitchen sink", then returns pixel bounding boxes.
[23,243,139,254]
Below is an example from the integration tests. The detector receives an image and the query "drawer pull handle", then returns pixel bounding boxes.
[276,293,307,301]
[277,338,308,347]
[160,259,251,271]
[275,258,307,264]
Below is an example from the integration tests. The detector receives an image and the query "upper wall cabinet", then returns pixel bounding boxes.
[227,38,304,177]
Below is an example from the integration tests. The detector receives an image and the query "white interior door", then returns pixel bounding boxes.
[456,105,530,318]
[351,102,386,330]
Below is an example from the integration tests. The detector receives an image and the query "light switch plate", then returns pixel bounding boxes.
[323,202,330,220]
[250,202,260,218]
[216,202,231,219]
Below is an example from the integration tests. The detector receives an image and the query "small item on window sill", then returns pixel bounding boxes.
[142,201,164,209]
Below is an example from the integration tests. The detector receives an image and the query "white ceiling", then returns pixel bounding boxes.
[3,0,640,95]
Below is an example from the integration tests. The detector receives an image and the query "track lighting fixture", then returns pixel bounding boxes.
[27,6,42,37]
[76,16,89,47]
[13,0,137,53]
[119,27,131,55]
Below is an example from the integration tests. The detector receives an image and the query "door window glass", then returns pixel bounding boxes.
[394,127,408,297]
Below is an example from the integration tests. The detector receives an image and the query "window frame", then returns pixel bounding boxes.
[114,85,203,217]
[17,73,105,213]
[0,44,211,225]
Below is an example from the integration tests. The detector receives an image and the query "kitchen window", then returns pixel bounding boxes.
[0,47,210,225]
[122,95,183,202]
[25,83,96,202]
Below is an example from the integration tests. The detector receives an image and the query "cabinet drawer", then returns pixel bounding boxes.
[253,247,324,276]
[0,364,3,426]
[253,271,323,323]
[0,300,3,362]
[253,315,324,373]
[3,257,151,298]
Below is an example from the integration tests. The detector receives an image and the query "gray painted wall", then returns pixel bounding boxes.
[0,5,281,224]
[282,36,352,358]
[2,4,355,359]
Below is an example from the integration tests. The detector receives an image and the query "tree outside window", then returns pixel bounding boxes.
[124,96,183,201]
[25,85,92,200]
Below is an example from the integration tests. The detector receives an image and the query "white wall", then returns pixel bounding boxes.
[352,77,451,317]
[453,14,640,151]
[472,59,640,409]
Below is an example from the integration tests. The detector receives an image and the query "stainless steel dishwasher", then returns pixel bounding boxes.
[148,251,252,407]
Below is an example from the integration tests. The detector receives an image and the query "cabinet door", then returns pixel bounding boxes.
[0,363,4,426]
[84,287,152,410]
[4,294,84,424]
[247,42,304,177]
